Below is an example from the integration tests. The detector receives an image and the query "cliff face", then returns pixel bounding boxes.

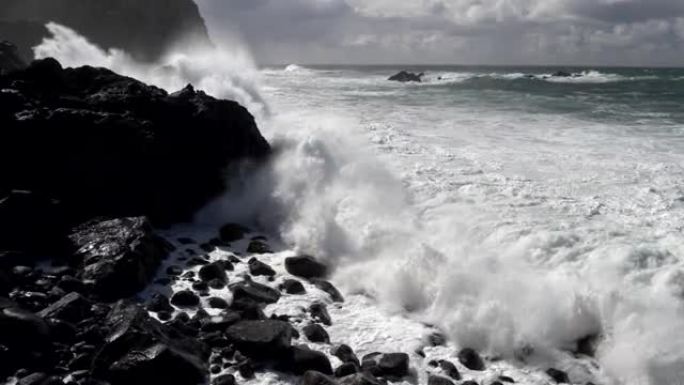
[0,0,212,62]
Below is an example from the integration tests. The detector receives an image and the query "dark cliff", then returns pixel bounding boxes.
[0,0,212,62]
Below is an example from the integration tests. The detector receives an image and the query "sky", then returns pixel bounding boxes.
[196,0,684,66]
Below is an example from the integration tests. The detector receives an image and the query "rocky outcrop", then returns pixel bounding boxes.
[0,0,212,62]
[388,71,424,83]
[0,41,26,74]
[0,58,270,226]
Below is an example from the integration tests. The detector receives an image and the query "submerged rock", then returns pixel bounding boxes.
[546,368,570,383]
[301,371,338,385]
[388,71,424,83]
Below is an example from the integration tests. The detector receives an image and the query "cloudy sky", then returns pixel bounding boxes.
[196,0,684,66]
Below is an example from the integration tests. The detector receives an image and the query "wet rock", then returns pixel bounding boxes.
[231,280,281,305]
[166,265,183,276]
[207,297,229,309]
[332,344,360,366]
[92,301,208,385]
[281,278,306,294]
[177,237,195,245]
[498,375,515,383]
[56,276,85,293]
[302,370,338,385]
[552,71,572,77]
[428,375,454,385]
[285,255,328,279]
[69,217,171,300]
[219,224,249,243]
[225,320,293,359]
[438,360,460,380]
[377,353,409,378]
[237,360,255,378]
[248,258,276,277]
[339,372,384,385]
[309,302,332,326]
[17,372,47,385]
[311,279,344,302]
[546,368,570,383]
[213,374,236,385]
[285,345,333,375]
[199,262,228,283]
[37,292,91,323]
[388,71,424,83]
[247,240,272,254]
[457,348,485,371]
[335,362,358,377]
[426,332,447,347]
[0,299,52,374]
[303,323,330,343]
[208,278,226,290]
[170,290,200,308]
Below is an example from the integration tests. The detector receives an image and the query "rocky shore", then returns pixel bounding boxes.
[0,55,585,385]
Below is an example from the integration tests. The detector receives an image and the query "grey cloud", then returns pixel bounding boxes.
[196,0,684,66]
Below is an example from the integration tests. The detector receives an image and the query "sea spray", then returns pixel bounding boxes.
[33,24,684,385]
[34,22,268,119]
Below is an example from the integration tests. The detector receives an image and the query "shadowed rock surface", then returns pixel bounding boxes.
[0,59,270,226]
[0,0,211,61]
[0,41,26,74]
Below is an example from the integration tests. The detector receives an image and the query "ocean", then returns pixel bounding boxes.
[36,24,684,385]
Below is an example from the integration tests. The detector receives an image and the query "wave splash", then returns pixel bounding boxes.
[34,22,268,119]
[33,23,684,385]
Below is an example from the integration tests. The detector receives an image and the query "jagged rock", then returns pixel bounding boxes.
[248,257,276,277]
[303,323,330,343]
[428,375,454,385]
[0,41,25,74]
[285,255,328,279]
[281,279,306,294]
[309,302,332,326]
[230,280,281,305]
[37,292,91,323]
[69,217,171,300]
[285,345,333,375]
[219,224,249,243]
[92,301,208,385]
[170,290,200,308]
[438,360,460,380]
[311,279,344,302]
[332,344,360,366]
[388,71,424,83]
[199,262,228,283]
[457,348,485,371]
[225,320,293,359]
[546,368,570,383]
[0,60,270,225]
[302,371,338,385]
